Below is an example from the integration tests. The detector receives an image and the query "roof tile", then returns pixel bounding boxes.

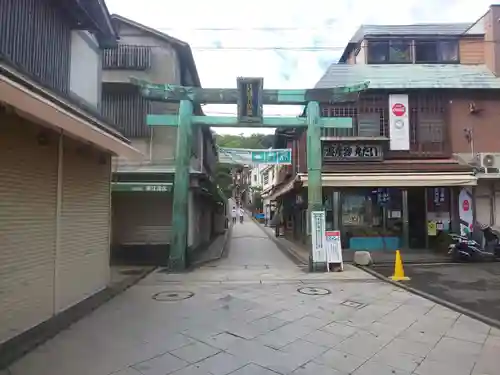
[315,64,500,90]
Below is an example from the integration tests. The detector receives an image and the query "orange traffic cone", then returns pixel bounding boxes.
[390,250,410,281]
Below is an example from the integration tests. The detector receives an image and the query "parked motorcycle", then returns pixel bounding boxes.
[448,223,500,262]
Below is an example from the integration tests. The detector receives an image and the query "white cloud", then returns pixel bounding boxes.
[105,0,491,135]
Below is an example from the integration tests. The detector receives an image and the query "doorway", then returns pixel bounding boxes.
[407,188,427,248]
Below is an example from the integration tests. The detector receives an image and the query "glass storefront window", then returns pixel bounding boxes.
[341,188,403,250]
[323,190,334,230]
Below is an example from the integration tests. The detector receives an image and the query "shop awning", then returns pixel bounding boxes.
[299,172,477,187]
[267,176,300,201]
[112,182,173,192]
[0,63,143,159]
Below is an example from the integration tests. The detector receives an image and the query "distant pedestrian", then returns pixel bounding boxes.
[239,207,245,223]
[231,207,237,224]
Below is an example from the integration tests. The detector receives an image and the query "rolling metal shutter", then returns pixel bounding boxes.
[112,193,172,245]
[57,137,111,312]
[0,115,58,344]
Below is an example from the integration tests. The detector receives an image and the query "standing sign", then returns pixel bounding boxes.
[311,211,326,263]
[389,94,410,150]
[458,188,474,235]
[325,230,343,271]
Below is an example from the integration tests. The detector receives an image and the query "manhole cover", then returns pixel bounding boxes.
[297,287,331,296]
[152,291,194,301]
[120,269,144,276]
[341,300,366,309]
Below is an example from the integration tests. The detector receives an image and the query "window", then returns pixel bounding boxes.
[418,116,444,143]
[367,40,411,63]
[415,40,458,63]
[368,41,389,63]
[389,41,412,63]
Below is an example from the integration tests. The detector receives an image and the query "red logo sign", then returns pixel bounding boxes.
[392,103,406,117]
[462,200,470,212]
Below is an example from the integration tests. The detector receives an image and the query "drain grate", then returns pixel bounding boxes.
[297,287,331,296]
[152,291,194,301]
[341,300,366,309]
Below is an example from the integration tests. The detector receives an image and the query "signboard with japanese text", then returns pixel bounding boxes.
[237,77,263,123]
[112,183,173,193]
[311,211,326,263]
[323,142,383,162]
[325,230,343,271]
[218,147,292,165]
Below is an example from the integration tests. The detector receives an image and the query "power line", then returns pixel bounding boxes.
[152,26,340,31]
[127,41,476,52]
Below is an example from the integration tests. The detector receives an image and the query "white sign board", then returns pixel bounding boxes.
[389,94,410,150]
[325,230,343,271]
[311,211,326,263]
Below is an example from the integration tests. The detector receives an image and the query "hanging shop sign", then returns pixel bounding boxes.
[323,142,383,162]
[389,94,410,150]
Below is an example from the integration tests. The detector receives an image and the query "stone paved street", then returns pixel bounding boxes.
[7,219,500,375]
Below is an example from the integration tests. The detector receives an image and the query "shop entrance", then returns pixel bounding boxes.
[340,188,403,251]
[407,187,427,248]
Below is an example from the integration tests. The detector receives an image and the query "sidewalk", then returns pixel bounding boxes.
[7,218,500,375]
[254,221,449,265]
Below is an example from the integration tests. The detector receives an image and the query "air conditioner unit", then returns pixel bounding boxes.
[478,153,500,174]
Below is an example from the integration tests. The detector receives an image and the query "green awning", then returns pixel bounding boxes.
[112,182,173,193]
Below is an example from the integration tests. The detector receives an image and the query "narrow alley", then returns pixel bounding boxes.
[6,218,499,375]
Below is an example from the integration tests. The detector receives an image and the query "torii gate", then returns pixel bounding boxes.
[133,77,369,271]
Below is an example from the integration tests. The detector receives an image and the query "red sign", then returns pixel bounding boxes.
[392,103,406,117]
[462,200,470,212]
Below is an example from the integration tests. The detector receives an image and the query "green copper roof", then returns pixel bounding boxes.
[315,64,500,90]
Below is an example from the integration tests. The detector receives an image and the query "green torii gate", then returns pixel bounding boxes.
[133,77,369,271]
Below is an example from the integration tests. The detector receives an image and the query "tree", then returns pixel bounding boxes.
[215,133,274,149]
[214,133,274,199]
[214,163,233,199]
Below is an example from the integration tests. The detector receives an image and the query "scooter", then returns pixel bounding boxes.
[448,224,500,262]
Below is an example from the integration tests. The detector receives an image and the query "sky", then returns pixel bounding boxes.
[105,0,492,135]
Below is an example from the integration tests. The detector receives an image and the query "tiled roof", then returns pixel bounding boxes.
[315,64,500,90]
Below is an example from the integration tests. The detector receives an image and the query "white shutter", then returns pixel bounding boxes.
[0,115,57,344]
[57,137,111,312]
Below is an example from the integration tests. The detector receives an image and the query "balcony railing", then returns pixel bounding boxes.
[103,45,152,70]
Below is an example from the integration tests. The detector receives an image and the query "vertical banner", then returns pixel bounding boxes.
[311,211,326,262]
[458,188,474,235]
[389,94,410,150]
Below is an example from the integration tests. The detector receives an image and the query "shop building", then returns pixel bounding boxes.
[101,15,223,266]
[269,7,500,253]
[0,0,141,357]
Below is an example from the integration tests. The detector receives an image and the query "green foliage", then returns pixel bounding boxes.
[215,163,233,199]
[215,133,274,149]
[213,134,274,199]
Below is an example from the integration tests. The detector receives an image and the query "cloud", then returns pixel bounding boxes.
[105,0,492,135]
